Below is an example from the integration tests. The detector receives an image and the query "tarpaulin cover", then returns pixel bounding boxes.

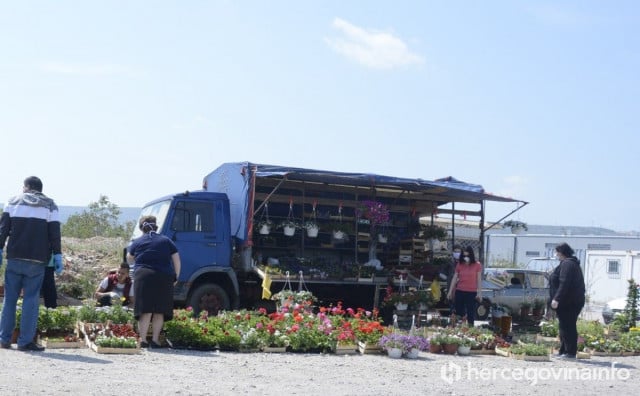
[202,162,525,243]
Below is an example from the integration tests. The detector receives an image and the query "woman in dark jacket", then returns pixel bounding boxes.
[549,242,585,359]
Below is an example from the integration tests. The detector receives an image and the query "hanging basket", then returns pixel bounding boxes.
[283,225,296,237]
[259,224,271,235]
[378,234,388,244]
[306,225,319,238]
[332,230,345,240]
[395,302,408,311]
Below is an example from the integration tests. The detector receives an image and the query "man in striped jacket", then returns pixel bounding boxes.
[0,176,62,352]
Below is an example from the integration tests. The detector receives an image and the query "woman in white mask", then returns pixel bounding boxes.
[446,246,483,325]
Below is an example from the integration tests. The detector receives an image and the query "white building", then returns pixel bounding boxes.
[584,250,640,304]
[485,233,640,269]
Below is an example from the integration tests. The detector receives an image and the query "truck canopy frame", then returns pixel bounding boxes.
[203,162,527,263]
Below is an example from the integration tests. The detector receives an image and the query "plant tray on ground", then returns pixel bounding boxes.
[358,341,383,355]
[42,338,86,349]
[494,347,510,357]
[535,334,558,343]
[585,348,622,357]
[90,342,141,354]
[511,353,550,361]
[334,344,358,355]
[262,346,287,353]
[469,348,496,355]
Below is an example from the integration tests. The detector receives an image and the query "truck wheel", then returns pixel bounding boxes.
[189,284,230,316]
[475,299,491,320]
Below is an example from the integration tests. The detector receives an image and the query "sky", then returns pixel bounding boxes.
[1,1,639,232]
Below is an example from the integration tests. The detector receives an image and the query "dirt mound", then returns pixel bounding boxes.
[55,237,127,302]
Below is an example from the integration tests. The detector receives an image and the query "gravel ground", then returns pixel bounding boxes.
[0,346,637,395]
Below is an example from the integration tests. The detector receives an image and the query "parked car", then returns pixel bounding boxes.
[475,268,550,320]
[602,296,640,324]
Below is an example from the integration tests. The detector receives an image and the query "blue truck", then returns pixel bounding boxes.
[126,161,524,314]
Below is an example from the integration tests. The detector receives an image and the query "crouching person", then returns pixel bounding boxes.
[95,263,134,307]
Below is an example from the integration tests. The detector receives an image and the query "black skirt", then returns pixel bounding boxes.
[133,267,174,321]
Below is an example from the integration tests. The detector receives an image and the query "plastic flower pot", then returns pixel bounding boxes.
[283,225,296,237]
[259,225,271,235]
[458,345,471,355]
[332,230,345,240]
[306,225,319,238]
[387,347,403,359]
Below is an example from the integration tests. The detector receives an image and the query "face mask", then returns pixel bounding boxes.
[464,257,470,263]
[453,252,461,260]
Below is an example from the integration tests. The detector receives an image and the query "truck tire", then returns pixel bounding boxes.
[189,284,230,315]
[475,299,491,320]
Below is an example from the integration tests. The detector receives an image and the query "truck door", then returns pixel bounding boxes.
[169,199,221,275]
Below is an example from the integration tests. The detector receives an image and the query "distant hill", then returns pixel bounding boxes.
[0,204,140,224]
[488,224,632,236]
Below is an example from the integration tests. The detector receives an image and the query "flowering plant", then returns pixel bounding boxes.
[357,201,390,227]
[279,219,301,229]
[352,318,388,344]
[378,333,408,352]
[379,333,430,354]
[271,290,317,310]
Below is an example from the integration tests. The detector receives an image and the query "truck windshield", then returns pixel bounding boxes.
[131,199,171,239]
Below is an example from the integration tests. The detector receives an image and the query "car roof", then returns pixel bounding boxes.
[484,268,548,275]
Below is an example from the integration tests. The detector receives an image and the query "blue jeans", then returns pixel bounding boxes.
[0,259,46,346]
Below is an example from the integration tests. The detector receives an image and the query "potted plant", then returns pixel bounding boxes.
[519,301,532,318]
[329,221,353,240]
[279,219,300,237]
[410,289,434,311]
[256,219,274,235]
[382,290,413,311]
[422,224,448,241]
[457,336,478,355]
[271,290,317,311]
[440,334,461,355]
[532,299,546,317]
[503,220,528,234]
[304,220,319,238]
[378,333,406,358]
[429,333,445,354]
[404,334,430,358]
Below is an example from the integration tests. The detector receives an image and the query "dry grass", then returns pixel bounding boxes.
[58,236,127,299]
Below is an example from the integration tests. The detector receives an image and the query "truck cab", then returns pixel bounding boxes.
[127,191,242,313]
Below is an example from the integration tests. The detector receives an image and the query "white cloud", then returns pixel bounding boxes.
[325,18,424,70]
[40,61,129,76]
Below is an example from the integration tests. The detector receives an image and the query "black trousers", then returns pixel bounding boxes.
[41,266,57,308]
[556,301,584,356]
[454,290,478,326]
